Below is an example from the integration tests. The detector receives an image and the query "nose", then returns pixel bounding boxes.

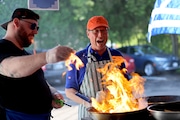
[33,29,38,34]
[97,30,103,37]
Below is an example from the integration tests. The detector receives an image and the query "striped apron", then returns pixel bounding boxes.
[78,46,112,120]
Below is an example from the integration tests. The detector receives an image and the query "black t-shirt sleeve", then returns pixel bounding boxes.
[0,40,27,63]
[0,43,12,63]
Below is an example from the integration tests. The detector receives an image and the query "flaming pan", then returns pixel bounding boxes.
[87,107,149,120]
[87,95,180,120]
[147,101,180,120]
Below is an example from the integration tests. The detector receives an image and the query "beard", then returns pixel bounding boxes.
[16,26,33,47]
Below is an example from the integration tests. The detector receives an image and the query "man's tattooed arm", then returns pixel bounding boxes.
[0,63,15,77]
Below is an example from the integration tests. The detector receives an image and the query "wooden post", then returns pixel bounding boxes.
[170,34,179,56]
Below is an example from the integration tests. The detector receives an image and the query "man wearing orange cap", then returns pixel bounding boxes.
[65,16,128,120]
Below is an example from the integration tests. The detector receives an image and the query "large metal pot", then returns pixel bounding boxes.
[87,107,149,120]
[147,101,180,120]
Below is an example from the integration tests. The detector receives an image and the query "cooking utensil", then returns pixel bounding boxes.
[87,107,149,120]
[87,95,180,120]
[147,101,180,120]
[55,99,72,107]
[146,95,180,105]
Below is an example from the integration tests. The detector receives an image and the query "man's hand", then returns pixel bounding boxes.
[52,92,65,109]
[46,45,75,64]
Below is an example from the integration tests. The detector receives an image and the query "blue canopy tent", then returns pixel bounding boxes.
[148,0,180,56]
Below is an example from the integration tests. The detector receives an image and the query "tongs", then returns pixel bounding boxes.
[55,99,72,107]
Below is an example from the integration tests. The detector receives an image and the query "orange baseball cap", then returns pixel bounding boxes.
[87,16,109,30]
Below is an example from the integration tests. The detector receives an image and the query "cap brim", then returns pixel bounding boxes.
[89,24,109,30]
[1,21,11,30]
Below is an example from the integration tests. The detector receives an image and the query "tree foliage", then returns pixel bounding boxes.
[0,0,179,56]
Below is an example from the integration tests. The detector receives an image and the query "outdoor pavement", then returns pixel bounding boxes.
[50,73,180,120]
[51,105,78,120]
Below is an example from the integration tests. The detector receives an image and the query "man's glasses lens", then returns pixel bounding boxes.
[30,23,39,30]
[88,28,108,34]
[21,20,39,31]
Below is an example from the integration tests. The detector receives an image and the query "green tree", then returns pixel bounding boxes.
[0,0,179,56]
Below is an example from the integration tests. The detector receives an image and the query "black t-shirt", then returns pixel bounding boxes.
[0,39,53,114]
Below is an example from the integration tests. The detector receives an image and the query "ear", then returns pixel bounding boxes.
[86,30,90,38]
[13,18,20,28]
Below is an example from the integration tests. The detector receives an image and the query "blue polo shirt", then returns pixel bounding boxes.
[65,45,126,91]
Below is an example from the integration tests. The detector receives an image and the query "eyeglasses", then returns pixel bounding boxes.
[88,28,108,35]
[20,20,39,31]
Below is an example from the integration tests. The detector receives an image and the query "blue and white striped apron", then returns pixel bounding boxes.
[78,46,112,120]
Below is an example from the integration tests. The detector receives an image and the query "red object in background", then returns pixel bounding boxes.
[122,53,135,73]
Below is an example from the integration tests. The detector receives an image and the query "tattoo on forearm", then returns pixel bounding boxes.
[0,63,15,77]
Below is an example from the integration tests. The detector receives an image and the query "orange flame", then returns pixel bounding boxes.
[65,53,84,70]
[91,56,147,113]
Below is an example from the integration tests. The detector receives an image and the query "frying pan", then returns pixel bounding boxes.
[146,95,180,105]
[87,95,180,120]
[147,101,180,120]
[87,106,149,120]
